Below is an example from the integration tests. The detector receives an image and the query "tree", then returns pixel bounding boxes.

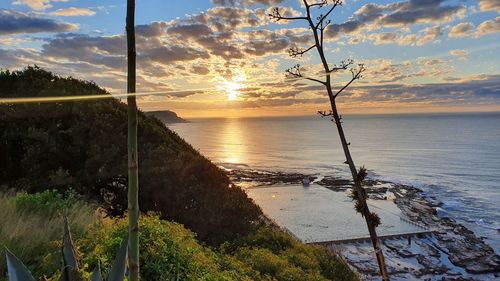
[0,66,262,245]
[126,0,140,280]
[270,1,389,279]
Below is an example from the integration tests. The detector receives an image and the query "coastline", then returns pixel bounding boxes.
[228,167,500,280]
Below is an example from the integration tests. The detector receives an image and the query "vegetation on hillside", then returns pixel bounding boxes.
[0,66,261,245]
[0,190,95,279]
[0,192,358,281]
[0,67,358,280]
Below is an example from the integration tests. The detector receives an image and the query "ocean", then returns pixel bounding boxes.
[169,112,500,253]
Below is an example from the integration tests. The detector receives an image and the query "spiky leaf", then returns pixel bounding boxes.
[369,212,381,227]
[357,166,367,182]
[60,268,68,281]
[5,248,35,281]
[90,262,103,281]
[107,237,128,281]
[61,217,79,281]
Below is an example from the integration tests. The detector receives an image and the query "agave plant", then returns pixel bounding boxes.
[5,218,128,281]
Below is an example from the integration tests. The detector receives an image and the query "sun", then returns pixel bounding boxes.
[219,76,245,101]
[224,81,240,101]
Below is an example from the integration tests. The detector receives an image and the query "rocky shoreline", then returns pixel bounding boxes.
[229,168,500,280]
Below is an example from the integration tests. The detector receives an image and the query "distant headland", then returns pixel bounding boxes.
[145,110,189,123]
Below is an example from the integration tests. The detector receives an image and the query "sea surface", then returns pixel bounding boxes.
[169,112,500,253]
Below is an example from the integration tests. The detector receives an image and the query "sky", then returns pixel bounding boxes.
[0,0,499,118]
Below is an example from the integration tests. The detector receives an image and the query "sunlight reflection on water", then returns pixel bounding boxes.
[169,113,500,252]
[217,119,247,164]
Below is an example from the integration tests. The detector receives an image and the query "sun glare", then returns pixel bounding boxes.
[219,76,245,101]
[225,81,240,101]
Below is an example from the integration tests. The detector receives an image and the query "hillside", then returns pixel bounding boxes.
[0,191,357,280]
[0,66,260,245]
[145,110,188,123]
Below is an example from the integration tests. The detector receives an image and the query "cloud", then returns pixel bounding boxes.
[358,58,412,83]
[143,74,500,111]
[0,7,286,90]
[1,0,496,113]
[167,24,213,38]
[370,32,398,45]
[416,26,442,46]
[191,65,211,75]
[479,0,500,12]
[0,9,77,35]
[476,16,500,36]
[0,48,38,66]
[0,35,37,46]
[380,0,465,26]
[145,46,211,64]
[449,49,468,60]
[165,10,306,60]
[12,0,68,11]
[51,7,96,17]
[233,57,488,109]
[448,22,474,38]
[346,75,500,106]
[43,34,125,58]
[326,0,465,39]
[136,22,168,38]
[39,34,126,70]
[448,17,500,38]
[243,36,289,55]
[196,6,267,30]
[342,25,443,47]
[212,0,283,6]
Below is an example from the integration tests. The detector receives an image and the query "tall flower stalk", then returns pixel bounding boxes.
[126,0,140,280]
[271,1,389,279]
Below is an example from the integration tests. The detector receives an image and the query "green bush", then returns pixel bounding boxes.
[1,191,357,281]
[80,217,358,281]
[4,216,128,281]
[227,225,295,253]
[235,247,289,277]
[15,189,82,216]
[81,215,226,280]
[0,191,96,280]
[222,225,358,281]
[0,66,261,245]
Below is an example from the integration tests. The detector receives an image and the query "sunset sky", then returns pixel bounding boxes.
[1,0,499,117]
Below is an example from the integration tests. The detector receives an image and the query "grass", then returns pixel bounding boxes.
[0,190,97,279]
[0,191,358,281]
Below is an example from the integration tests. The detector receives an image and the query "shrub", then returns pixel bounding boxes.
[0,191,96,280]
[227,225,295,253]
[236,247,289,277]
[222,225,359,281]
[81,215,225,280]
[0,66,261,245]
[1,191,358,281]
[80,216,358,281]
[14,189,82,216]
[4,217,128,281]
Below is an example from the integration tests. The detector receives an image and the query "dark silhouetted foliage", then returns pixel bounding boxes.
[0,66,261,245]
[1,192,357,281]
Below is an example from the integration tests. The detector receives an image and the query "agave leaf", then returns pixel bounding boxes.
[5,248,35,281]
[61,217,79,281]
[107,237,128,281]
[90,262,103,281]
[60,267,68,281]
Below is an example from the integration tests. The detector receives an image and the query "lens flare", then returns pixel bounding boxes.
[219,75,245,101]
